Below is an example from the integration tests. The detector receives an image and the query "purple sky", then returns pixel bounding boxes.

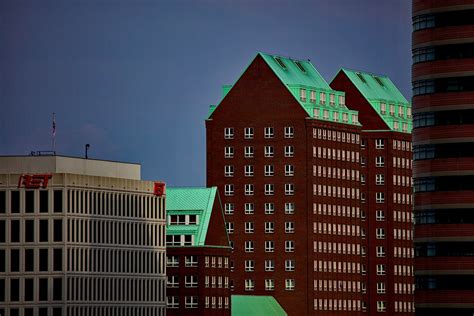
[0,0,412,185]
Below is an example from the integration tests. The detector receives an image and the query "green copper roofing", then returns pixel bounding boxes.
[166,187,218,247]
[209,52,360,127]
[338,68,412,133]
[231,295,287,316]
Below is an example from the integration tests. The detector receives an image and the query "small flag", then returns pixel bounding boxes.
[52,113,56,137]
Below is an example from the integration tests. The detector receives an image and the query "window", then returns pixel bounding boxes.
[264,165,274,177]
[167,275,179,288]
[185,256,198,267]
[285,203,295,214]
[323,110,329,119]
[377,282,386,294]
[285,222,295,233]
[226,222,234,234]
[377,301,386,312]
[265,240,275,252]
[265,279,275,291]
[244,146,254,158]
[185,275,198,288]
[376,228,386,239]
[376,156,385,167]
[245,279,255,291]
[339,95,345,106]
[53,219,62,242]
[225,203,234,215]
[310,90,316,103]
[224,128,234,139]
[39,220,48,242]
[224,165,234,177]
[264,127,274,139]
[185,296,198,308]
[389,104,395,116]
[25,220,34,242]
[224,184,234,196]
[264,146,274,157]
[265,222,274,233]
[265,203,275,214]
[53,190,62,213]
[285,165,294,176]
[380,103,386,115]
[300,88,307,102]
[244,127,254,139]
[376,174,384,185]
[245,222,254,234]
[376,246,386,257]
[285,279,295,291]
[376,192,385,203]
[285,240,295,252]
[265,184,274,196]
[25,191,34,213]
[376,210,385,221]
[329,93,335,105]
[377,264,386,276]
[245,184,254,196]
[244,203,254,215]
[11,191,20,213]
[225,146,234,158]
[167,296,179,309]
[243,165,254,177]
[245,260,255,272]
[284,146,294,157]
[265,260,274,271]
[284,126,294,138]
[53,249,62,271]
[319,92,326,105]
[245,241,254,252]
[285,184,295,195]
[376,139,385,149]
[285,259,295,271]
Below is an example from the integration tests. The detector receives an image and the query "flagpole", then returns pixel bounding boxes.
[52,112,56,153]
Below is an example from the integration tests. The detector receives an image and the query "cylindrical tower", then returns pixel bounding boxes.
[412,1,474,315]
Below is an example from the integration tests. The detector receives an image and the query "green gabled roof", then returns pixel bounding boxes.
[166,187,217,247]
[231,295,287,316]
[209,52,360,126]
[259,52,331,90]
[339,68,408,104]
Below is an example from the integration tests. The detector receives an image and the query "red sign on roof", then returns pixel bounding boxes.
[18,174,52,189]
[154,182,166,196]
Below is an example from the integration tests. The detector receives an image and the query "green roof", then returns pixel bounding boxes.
[209,52,360,126]
[338,68,412,133]
[231,295,287,316]
[166,187,218,247]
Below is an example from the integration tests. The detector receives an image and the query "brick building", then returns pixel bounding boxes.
[331,69,414,314]
[412,1,474,315]
[166,187,232,315]
[206,52,413,315]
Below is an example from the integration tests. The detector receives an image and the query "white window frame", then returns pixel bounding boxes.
[285,183,295,196]
[285,259,295,271]
[224,165,234,177]
[244,184,254,196]
[264,146,274,157]
[265,184,274,196]
[376,228,385,239]
[264,165,274,177]
[245,241,254,252]
[284,146,294,157]
[244,146,254,158]
[375,139,385,149]
[285,165,294,176]
[376,210,385,221]
[245,279,255,291]
[265,279,275,291]
[224,146,234,158]
[226,222,234,234]
[285,222,295,233]
[265,259,275,271]
[265,240,275,252]
[376,246,386,258]
[185,255,198,267]
[285,240,295,252]
[245,222,254,234]
[167,275,179,288]
[376,156,385,167]
[245,260,254,272]
[265,222,274,234]
[244,165,254,177]
[376,174,384,185]
[285,202,295,214]
[285,279,295,291]
[244,203,254,215]
[167,296,179,309]
[244,127,254,139]
[264,127,274,139]
[284,126,294,138]
[376,192,385,203]
[224,184,234,196]
[224,128,234,139]
[185,275,198,288]
[264,203,274,214]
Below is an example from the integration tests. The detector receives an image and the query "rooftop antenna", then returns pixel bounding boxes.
[85,144,90,159]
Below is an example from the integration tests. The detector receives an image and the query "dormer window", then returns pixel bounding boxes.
[374,76,385,87]
[310,90,316,103]
[294,61,306,72]
[339,95,345,106]
[356,72,367,83]
[300,89,307,102]
[275,57,286,69]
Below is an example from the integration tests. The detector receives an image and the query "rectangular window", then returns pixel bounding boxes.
[226,222,234,234]
[300,88,306,102]
[224,165,234,177]
[39,249,48,271]
[10,278,20,301]
[339,95,345,106]
[39,220,48,242]
[376,192,385,203]
[244,184,254,196]
[265,222,274,233]
[285,222,295,233]
[185,296,198,308]
[264,184,274,196]
[245,241,254,252]
[53,278,62,301]
[376,156,385,167]
[244,203,254,214]
[380,103,386,115]
[24,279,34,301]
[11,249,20,272]
[167,275,179,288]
[245,279,255,291]
[375,139,385,149]
[25,191,34,213]
[224,146,234,158]
[265,240,275,252]
[0,250,4,272]
[244,127,254,139]
[285,259,295,271]
[319,92,326,105]
[284,146,294,157]
[376,264,386,275]
[389,104,395,116]
[285,240,295,252]
[53,249,62,271]
[264,203,274,214]
[285,279,295,291]
[377,301,386,312]
[376,228,386,239]
[376,210,385,221]
[224,203,234,215]
[39,190,48,213]
[25,220,34,243]
[244,260,254,272]
[11,220,20,243]
[264,165,274,176]
[285,202,295,214]
[39,278,48,301]
[329,93,335,105]
[0,191,5,213]
[224,128,234,139]
[264,146,274,158]
[244,146,254,158]
[265,279,275,291]
[185,276,198,288]
[376,246,386,257]
[53,190,62,213]
[185,256,198,267]
[244,165,254,177]
[53,219,62,242]
[310,90,316,103]
[285,184,295,195]
[284,126,294,138]
[264,127,274,138]
[245,222,254,234]
[376,174,384,185]
[25,249,34,271]
[11,191,20,213]
[265,259,274,271]
[285,165,294,176]
[224,184,234,196]
[167,296,179,309]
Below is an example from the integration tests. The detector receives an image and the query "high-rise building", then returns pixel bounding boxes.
[0,155,167,316]
[165,187,232,315]
[206,52,413,315]
[331,69,414,315]
[412,1,474,315]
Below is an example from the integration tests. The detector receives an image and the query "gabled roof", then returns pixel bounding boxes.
[338,68,409,104]
[166,187,218,247]
[209,52,360,126]
[231,295,287,316]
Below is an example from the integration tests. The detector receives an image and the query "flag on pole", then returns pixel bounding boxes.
[52,113,56,152]
[52,113,56,137]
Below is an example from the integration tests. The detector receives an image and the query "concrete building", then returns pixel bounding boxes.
[0,155,166,316]
[206,52,413,315]
[412,1,474,315]
[165,187,232,315]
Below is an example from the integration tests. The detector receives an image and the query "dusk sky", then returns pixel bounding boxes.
[0,0,412,186]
